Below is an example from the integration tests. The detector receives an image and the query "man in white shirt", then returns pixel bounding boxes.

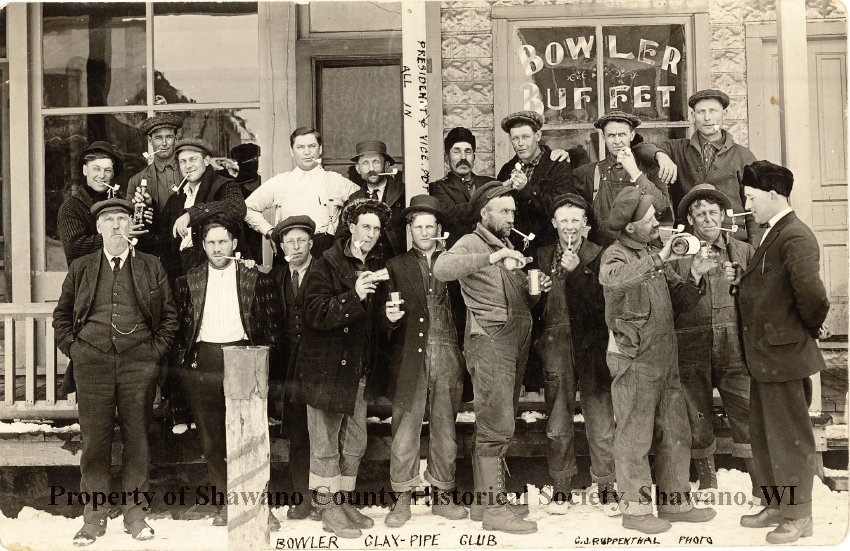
[173,218,283,529]
[245,127,360,258]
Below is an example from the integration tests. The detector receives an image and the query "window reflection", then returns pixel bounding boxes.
[153,2,259,104]
[165,109,261,159]
[42,3,146,108]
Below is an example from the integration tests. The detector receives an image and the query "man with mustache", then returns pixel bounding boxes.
[172,218,282,529]
[671,184,756,493]
[53,198,178,546]
[634,89,759,245]
[58,141,148,264]
[159,138,246,287]
[342,140,407,256]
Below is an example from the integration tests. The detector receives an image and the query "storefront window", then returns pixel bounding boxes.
[42,3,146,108]
[153,2,259,104]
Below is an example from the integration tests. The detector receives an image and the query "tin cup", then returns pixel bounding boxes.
[389,292,402,305]
[528,269,541,296]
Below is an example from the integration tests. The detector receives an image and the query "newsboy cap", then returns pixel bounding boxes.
[742,160,794,198]
[550,193,590,218]
[688,89,730,109]
[500,110,544,133]
[470,181,514,214]
[677,183,732,222]
[271,215,317,244]
[444,127,477,153]
[90,198,134,218]
[78,141,124,177]
[594,110,641,130]
[139,113,183,136]
[175,138,215,158]
[608,187,654,231]
[351,140,395,164]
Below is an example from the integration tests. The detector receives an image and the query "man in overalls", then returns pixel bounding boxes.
[434,181,551,535]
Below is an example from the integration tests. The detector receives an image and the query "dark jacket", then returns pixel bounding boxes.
[429,171,494,247]
[159,166,247,285]
[342,176,407,256]
[737,211,829,382]
[270,259,315,402]
[53,249,179,391]
[383,249,465,409]
[496,144,581,255]
[294,239,388,414]
[56,185,106,265]
[536,240,610,390]
[173,261,282,370]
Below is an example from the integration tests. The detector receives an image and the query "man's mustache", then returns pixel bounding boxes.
[366,171,380,178]
[455,160,471,168]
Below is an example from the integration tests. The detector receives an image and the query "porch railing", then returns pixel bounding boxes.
[0,303,78,419]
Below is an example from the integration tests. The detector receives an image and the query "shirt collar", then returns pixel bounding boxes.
[154,155,178,172]
[104,247,130,265]
[767,207,793,229]
[290,256,312,277]
[366,180,388,193]
[208,259,237,274]
[523,147,544,167]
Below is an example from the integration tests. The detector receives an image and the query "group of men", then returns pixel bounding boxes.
[53,87,829,546]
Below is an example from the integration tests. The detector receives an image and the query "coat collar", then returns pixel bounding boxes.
[742,210,796,278]
[401,249,436,312]
[689,129,735,155]
[617,233,651,251]
[473,222,513,250]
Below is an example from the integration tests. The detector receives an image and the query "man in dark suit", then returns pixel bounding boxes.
[727,161,830,544]
[53,198,178,546]
[159,138,247,287]
[382,195,468,527]
[268,215,319,521]
[495,111,580,257]
[343,140,406,256]
[173,218,282,528]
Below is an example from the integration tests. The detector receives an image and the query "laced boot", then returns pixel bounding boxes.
[341,491,374,529]
[384,491,412,528]
[474,456,537,535]
[431,488,468,520]
[316,492,360,539]
[547,477,572,515]
[694,456,718,489]
[598,482,621,517]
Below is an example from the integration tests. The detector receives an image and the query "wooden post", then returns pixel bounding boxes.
[222,345,271,550]
[401,0,430,202]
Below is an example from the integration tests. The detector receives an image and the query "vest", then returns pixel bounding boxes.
[284,270,305,346]
[77,254,152,353]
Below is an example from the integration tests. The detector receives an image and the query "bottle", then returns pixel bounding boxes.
[134,179,148,225]
[671,234,700,256]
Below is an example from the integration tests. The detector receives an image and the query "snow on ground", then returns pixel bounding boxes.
[0,421,80,434]
[1,469,847,551]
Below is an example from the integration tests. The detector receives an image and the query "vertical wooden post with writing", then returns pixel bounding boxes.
[401,0,429,211]
[222,345,271,550]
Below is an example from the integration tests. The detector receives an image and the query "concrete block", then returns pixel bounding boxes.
[710,0,744,24]
[442,58,493,81]
[442,34,493,59]
[711,72,748,96]
[743,0,776,22]
[441,7,492,33]
[443,105,471,129]
[711,25,746,50]
[711,50,746,73]
[442,81,494,104]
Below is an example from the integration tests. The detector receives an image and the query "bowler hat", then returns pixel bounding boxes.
[78,141,124,177]
[688,89,730,110]
[594,110,641,130]
[470,181,514,214]
[444,127,476,153]
[677,183,732,222]
[90,198,133,218]
[351,140,395,164]
[500,110,544,133]
[401,194,445,222]
[175,138,215,158]
[271,215,317,244]
[608,187,654,232]
[139,113,183,136]
[742,161,794,198]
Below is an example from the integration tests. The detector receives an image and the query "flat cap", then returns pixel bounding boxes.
[402,194,445,222]
[351,140,395,164]
[594,110,641,130]
[678,183,732,222]
[470,180,514,214]
[444,127,476,153]
[271,215,317,244]
[175,138,215,158]
[90,198,133,218]
[608,187,654,231]
[551,193,590,218]
[688,89,730,109]
[742,160,794,198]
[139,113,183,136]
[78,141,124,177]
[500,110,544,133]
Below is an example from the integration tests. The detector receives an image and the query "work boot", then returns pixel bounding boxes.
[123,519,155,541]
[694,456,718,489]
[287,499,314,520]
[766,516,813,544]
[547,477,572,515]
[470,460,529,522]
[741,506,782,528]
[659,506,717,523]
[598,482,621,517]
[431,489,468,520]
[384,491,412,527]
[321,504,361,539]
[341,491,374,529]
[474,456,537,535]
[622,514,672,534]
[72,519,106,547]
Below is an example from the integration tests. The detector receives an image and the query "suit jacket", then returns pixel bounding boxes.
[496,144,580,255]
[737,211,829,382]
[429,172,494,247]
[383,249,465,409]
[342,176,407,256]
[270,259,315,402]
[173,262,283,370]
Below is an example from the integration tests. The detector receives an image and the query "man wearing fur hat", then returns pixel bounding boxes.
[574,111,671,247]
[599,187,717,534]
[671,184,756,493]
[727,161,829,544]
[294,198,391,539]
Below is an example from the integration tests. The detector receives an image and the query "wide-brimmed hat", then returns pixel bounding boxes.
[677,183,732,221]
[350,140,395,164]
[401,194,445,222]
[78,141,124,177]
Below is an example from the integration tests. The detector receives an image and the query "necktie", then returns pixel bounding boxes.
[369,188,379,201]
[112,257,121,276]
[292,269,300,295]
